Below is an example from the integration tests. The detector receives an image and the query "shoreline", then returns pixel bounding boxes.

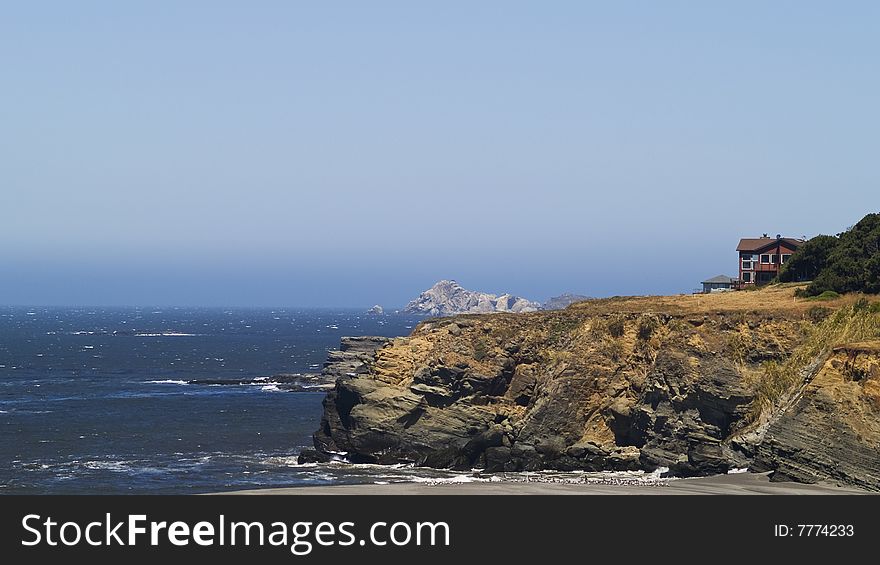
[215,472,871,496]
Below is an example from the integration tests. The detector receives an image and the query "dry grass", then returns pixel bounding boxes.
[566,284,869,317]
[746,302,880,424]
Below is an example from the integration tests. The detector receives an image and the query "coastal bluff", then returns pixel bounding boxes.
[301,287,880,490]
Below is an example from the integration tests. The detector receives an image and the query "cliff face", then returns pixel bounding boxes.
[304,288,880,489]
[752,342,880,489]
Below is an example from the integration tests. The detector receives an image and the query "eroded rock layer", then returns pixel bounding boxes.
[302,289,880,490]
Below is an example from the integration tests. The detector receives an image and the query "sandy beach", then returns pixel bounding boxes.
[218,472,870,496]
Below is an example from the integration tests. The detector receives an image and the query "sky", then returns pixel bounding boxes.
[1,1,878,307]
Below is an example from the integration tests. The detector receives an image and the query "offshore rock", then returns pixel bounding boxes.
[403,280,540,316]
[542,293,592,310]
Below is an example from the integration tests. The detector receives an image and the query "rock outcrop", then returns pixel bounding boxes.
[752,342,880,489]
[304,288,880,490]
[403,280,540,316]
[320,336,392,381]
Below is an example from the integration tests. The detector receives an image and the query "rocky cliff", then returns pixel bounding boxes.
[403,280,540,316]
[751,341,880,489]
[302,288,880,490]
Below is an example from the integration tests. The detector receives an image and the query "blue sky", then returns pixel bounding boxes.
[2,1,877,306]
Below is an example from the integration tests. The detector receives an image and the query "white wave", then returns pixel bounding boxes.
[647,466,670,480]
[82,460,128,471]
[260,385,282,392]
[135,332,199,337]
[260,455,296,466]
[406,474,487,485]
[145,379,189,385]
[291,460,318,467]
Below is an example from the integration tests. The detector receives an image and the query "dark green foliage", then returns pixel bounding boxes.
[778,235,839,283]
[803,213,880,296]
[810,290,841,301]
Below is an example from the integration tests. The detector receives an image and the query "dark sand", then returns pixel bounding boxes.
[218,472,870,495]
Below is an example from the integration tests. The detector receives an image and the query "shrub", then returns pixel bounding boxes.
[800,213,880,296]
[637,317,660,340]
[811,290,841,301]
[607,317,626,338]
[807,306,831,323]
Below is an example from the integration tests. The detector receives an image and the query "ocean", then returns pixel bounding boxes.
[0,306,476,494]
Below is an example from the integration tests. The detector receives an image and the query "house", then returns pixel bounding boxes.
[701,275,736,293]
[737,234,803,285]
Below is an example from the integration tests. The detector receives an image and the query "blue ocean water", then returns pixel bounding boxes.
[0,307,445,494]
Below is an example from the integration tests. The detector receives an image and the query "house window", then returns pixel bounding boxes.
[742,272,752,283]
[781,254,791,264]
[760,254,775,264]
[742,261,753,270]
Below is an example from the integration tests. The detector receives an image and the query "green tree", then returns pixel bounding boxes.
[778,234,838,283]
[802,213,880,296]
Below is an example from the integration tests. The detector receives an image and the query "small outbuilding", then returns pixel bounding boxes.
[701,275,736,293]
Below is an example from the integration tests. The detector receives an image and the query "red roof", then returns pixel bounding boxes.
[736,237,804,252]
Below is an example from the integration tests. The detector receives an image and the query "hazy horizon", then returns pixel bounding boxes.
[3,2,878,307]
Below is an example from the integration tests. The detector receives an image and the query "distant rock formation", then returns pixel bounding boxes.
[542,293,592,310]
[366,305,384,315]
[403,280,540,316]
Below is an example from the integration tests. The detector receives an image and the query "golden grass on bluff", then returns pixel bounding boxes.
[747,298,880,425]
